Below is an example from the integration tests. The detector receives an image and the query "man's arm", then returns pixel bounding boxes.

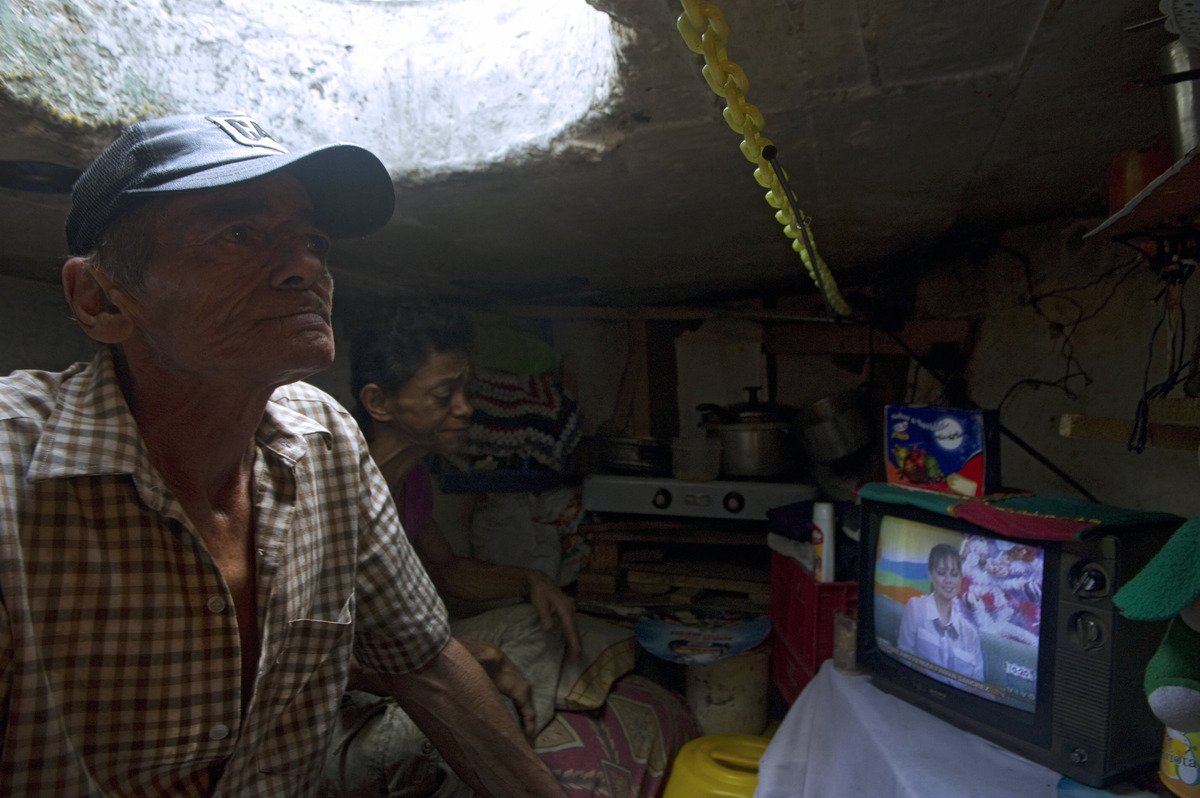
[347,637,539,740]
[379,637,564,797]
[456,638,537,740]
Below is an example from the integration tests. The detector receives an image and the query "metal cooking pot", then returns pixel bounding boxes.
[796,388,872,463]
[697,387,797,478]
[592,434,672,476]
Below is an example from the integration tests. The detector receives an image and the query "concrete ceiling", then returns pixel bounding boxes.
[0,0,1181,309]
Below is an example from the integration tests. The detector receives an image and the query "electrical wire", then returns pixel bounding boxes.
[1129,275,1195,451]
[994,245,1143,418]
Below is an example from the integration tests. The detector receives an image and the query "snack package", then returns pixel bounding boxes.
[884,405,1000,497]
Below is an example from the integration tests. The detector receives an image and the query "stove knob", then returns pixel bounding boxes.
[652,489,672,510]
[723,491,745,514]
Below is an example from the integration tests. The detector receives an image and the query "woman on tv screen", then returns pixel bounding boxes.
[896,543,985,680]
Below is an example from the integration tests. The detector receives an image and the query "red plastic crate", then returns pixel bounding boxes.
[769,550,857,702]
[771,633,811,704]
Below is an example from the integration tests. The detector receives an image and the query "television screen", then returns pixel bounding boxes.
[872,513,1044,713]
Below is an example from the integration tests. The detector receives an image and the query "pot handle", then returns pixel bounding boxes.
[696,402,734,421]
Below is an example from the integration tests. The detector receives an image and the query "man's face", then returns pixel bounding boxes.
[116,172,335,388]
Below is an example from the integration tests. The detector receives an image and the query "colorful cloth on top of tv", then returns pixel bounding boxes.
[857,481,1183,541]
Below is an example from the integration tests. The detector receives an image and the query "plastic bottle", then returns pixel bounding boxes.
[811,501,836,582]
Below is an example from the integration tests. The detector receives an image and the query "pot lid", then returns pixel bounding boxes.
[697,386,796,423]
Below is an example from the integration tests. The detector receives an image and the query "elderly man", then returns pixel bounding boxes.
[0,112,563,797]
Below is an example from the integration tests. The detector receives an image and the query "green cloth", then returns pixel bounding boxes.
[1114,517,1200,621]
[469,310,559,376]
[1144,616,1200,694]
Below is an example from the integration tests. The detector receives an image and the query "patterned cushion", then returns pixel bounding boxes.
[537,674,700,798]
[556,615,639,711]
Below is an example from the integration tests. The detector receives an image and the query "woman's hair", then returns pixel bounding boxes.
[927,543,962,573]
[349,303,475,439]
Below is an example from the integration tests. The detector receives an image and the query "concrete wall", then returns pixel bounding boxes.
[914,219,1200,518]
[5,213,1197,520]
[542,217,1200,519]
[0,274,97,376]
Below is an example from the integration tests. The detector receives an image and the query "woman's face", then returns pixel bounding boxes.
[381,349,473,454]
[930,555,963,602]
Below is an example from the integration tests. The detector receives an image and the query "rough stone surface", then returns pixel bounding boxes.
[0,0,1180,305]
[0,0,618,174]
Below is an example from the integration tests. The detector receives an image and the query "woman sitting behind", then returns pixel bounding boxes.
[349,304,580,657]
[322,304,579,797]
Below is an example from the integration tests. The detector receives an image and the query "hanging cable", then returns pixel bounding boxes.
[675,0,851,316]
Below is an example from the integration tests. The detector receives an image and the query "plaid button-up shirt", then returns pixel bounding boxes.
[0,349,450,796]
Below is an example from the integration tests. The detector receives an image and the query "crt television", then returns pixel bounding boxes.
[855,486,1179,788]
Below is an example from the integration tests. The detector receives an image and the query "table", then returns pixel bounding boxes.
[755,660,1161,798]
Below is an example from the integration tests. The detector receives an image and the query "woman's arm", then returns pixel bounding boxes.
[961,618,986,681]
[413,516,581,658]
[897,596,921,654]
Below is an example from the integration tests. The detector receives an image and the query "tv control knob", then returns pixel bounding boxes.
[1072,613,1104,651]
[723,491,745,514]
[652,489,672,510]
[1069,748,1088,765]
[1073,566,1108,597]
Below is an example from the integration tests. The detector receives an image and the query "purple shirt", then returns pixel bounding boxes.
[403,461,436,541]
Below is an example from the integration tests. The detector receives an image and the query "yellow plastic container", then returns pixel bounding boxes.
[1161,727,1200,798]
[664,733,770,798]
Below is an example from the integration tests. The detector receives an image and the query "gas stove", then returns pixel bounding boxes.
[581,473,817,521]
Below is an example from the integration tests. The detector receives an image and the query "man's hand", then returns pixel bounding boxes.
[526,571,582,660]
[382,638,565,797]
[459,638,537,739]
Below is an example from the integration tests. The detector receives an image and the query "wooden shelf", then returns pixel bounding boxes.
[581,521,767,574]
[763,318,976,357]
[577,521,771,608]
[1058,397,1200,450]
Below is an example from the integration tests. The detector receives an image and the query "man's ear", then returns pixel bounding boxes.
[359,383,394,424]
[62,257,134,344]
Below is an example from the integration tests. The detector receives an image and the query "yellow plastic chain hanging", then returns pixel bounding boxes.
[676,0,851,317]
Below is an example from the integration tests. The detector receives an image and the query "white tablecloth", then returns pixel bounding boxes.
[755,660,1156,798]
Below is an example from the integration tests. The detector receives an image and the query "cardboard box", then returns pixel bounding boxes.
[884,405,1000,497]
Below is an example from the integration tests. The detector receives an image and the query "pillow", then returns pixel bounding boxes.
[556,614,639,711]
